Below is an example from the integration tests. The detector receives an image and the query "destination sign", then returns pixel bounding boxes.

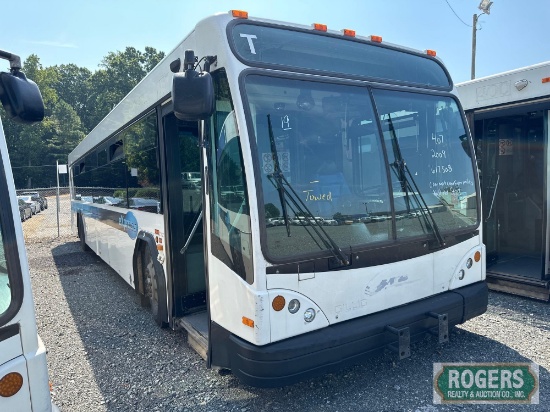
[230,23,451,89]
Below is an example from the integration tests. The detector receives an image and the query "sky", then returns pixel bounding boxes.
[2,0,550,84]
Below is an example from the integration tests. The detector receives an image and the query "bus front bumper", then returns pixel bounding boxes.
[210,281,488,387]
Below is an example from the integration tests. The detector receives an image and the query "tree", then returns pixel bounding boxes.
[86,47,165,129]
[2,46,166,188]
[53,64,93,132]
[265,203,281,219]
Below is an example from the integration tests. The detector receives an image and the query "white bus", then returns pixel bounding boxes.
[458,62,550,301]
[69,11,487,387]
[0,51,59,410]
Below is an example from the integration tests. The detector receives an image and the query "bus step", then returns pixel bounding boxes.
[176,312,208,361]
[427,311,449,343]
[385,325,410,359]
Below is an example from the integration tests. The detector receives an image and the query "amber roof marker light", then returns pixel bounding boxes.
[312,23,328,32]
[231,10,249,19]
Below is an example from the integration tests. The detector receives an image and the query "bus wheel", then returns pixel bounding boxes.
[142,244,167,328]
[77,214,90,252]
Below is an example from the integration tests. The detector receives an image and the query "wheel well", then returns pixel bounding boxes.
[133,239,147,296]
[132,233,169,326]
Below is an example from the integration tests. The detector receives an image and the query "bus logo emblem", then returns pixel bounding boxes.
[119,212,138,239]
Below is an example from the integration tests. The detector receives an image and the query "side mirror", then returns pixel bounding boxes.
[0,70,44,124]
[172,50,214,121]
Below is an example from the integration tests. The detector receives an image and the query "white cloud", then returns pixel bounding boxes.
[26,40,77,49]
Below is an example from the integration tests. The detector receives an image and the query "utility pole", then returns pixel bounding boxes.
[471,0,493,80]
[471,14,478,80]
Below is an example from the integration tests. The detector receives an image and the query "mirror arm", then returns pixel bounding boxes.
[0,50,22,72]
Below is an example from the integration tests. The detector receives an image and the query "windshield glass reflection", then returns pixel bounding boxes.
[245,75,477,261]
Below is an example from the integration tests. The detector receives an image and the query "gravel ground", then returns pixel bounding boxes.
[27,236,548,411]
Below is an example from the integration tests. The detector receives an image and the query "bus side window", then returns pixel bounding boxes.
[209,71,253,284]
[0,153,23,322]
[0,219,10,316]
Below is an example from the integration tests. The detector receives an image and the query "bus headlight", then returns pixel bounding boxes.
[304,308,316,322]
[288,299,300,314]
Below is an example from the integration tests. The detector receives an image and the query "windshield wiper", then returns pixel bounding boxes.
[386,114,445,247]
[267,114,292,237]
[266,114,350,267]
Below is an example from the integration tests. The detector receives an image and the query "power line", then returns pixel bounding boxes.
[444,0,472,27]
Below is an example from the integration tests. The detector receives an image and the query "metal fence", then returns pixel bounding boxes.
[16,187,74,242]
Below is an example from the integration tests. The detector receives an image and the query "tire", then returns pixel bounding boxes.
[77,214,91,252]
[142,243,168,328]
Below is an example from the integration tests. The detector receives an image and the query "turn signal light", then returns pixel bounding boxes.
[0,372,23,397]
[272,295,286,311]
[474,251,481,262]
[242,316,254,327]
[542,77,550,84]
[231,10,249,19]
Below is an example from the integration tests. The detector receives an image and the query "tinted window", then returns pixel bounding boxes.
[72,111,161,212]
[372,89,478,237]
[0,153,22,322]
[0,225,10,315]
[232,23,450,89]
[245,75,391,261]
[209,70,253,283]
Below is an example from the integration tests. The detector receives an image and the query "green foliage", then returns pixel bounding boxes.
[1,47,165,189]
[133,187,160,199]
[264,203,281,219]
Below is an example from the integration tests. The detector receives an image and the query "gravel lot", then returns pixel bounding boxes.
[27,236,548,411]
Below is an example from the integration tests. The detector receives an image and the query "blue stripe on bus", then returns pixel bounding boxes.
[72,202,139,239]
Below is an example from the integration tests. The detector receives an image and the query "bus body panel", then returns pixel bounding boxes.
[0,116,56,410]
[0,356,32,410]
[208,256,271,345]
[458,61,550,111]
[265,237,483,343]
[212,281,488,387]
[75,202,166,288]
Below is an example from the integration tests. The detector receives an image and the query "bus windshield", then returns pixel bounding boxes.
[244,75,478,261]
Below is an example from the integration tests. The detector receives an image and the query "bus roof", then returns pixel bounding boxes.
[456,61,550,111]
[69,11,445,165]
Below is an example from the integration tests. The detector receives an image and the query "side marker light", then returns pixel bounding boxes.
[0,372,23,397]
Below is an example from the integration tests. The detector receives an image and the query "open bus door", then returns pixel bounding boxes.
[161,110,209,357]
[473,108,550,300]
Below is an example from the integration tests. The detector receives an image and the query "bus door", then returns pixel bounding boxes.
[162,112,206,316]
[475,111,547,280]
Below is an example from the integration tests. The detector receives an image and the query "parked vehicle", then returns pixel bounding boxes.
[266,217,282,227]
[20,192,47,210]
[18,199,32,221]
[129,197,160,213]
[181,171,201,189]
[17,196,38,215]
[102,196,123,206]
